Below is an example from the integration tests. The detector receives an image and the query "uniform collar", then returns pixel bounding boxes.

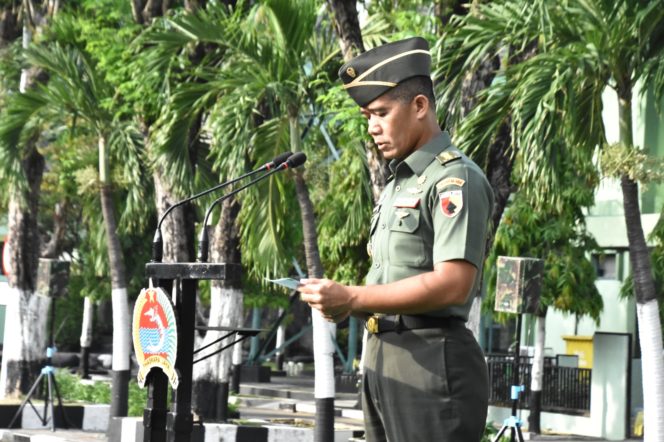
[388,131,453,176]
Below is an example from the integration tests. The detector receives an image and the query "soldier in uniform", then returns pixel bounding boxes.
[298,36,494,442]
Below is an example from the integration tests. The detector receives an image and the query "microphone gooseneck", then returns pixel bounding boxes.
[197,152,307,262]
[151,151,292,262]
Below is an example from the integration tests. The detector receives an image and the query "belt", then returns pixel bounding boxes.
[365,315,464,334]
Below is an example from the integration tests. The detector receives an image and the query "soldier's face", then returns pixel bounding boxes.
[361,94,420,161]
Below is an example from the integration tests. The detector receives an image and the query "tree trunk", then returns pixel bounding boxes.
[326,0,364,62]
[0,119,46,399]
[192,197,243,421]
[326,0,389,202]
[0,2,20,44]
[131,0,170,24]
[134,0,193,267]
[458,54,513,341]
[0,160,48,397]
[621,174,664,442]
[434,0,467,31]
[99,136,131,418]
[185,0,209,12]
[618,91,664,442]
[153,171,195,263]
[0,288,51,398]
[290,116,336,442]
[0,0,61,399]
[79,295,94,379]
[41,200,68,258]
[528,309,547,435]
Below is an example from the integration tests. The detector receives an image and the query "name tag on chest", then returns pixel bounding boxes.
[393,197,420,208]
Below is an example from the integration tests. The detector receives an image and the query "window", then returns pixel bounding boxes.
[591,252,617,279]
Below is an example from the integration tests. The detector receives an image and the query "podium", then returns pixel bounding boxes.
[142,262,241,442]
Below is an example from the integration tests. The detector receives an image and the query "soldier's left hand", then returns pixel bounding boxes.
[298,278,353,322]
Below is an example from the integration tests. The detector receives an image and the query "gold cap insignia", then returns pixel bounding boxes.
[346,67,356,78]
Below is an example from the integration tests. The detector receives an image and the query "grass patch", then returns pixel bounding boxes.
[54,370,237,417]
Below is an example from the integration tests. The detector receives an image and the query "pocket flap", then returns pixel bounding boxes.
[389,209,420,233]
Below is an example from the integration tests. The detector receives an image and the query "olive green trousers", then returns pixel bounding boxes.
[362,322,489,442]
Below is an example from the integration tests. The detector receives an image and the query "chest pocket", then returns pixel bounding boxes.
[388,208,426,266]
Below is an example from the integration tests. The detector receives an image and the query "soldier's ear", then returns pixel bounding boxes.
[412,94,429,119]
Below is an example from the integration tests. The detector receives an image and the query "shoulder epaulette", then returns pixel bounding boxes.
[435,150,461,165]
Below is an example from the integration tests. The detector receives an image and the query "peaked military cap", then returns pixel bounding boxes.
[339,37,431,107]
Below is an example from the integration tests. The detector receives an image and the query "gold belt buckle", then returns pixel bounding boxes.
[366,316,379,334]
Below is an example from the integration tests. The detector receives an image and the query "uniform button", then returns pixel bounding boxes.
[381,223,386,229]
[374,262,380,269]
[395,185,401,192]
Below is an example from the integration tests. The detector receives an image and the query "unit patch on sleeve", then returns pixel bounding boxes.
[435,177,465,191]
[439,190,463,217]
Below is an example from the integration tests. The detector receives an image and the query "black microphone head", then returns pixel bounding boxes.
[267,151,293,170]
[284,152,307,169]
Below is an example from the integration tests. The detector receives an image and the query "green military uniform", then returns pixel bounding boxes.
[339,37,494,442]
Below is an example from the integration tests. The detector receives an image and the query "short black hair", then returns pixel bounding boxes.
[383,76,436,109]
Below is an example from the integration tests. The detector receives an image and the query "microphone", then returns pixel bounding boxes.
[197,152,307,262]
[152,151,293,262]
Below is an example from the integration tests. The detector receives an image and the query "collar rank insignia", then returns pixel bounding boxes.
[436,151,461,165]
[439,189,463,218]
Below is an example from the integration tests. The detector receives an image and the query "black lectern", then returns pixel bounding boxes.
[142,262,241,442]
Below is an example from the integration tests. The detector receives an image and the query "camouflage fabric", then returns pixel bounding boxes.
[494,256,544,314]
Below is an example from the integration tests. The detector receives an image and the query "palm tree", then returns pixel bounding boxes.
[485,180,603,433]
[0,0,58,399]
[436,1,664,438]
[143,1,341,437]
[0,36,148,417]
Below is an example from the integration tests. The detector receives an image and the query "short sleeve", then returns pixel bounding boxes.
[429,164,493,268]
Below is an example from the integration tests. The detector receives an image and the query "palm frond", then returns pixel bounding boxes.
[108,124,152,232]
[0,89,51,197]
[23,43,112,131]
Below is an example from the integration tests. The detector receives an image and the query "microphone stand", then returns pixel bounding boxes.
[152,152,292,262]
[196,152,306,263]
[197,166,287,262]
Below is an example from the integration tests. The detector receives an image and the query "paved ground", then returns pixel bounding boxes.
[0,373,644,441]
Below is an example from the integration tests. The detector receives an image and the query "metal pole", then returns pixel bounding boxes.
[144,279,171,442]
[167,279,196,442]
[144,370,168,442]
[248,307,261,364]
[511,313,523,417]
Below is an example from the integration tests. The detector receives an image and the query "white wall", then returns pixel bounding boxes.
[488,333,631,440]
[543,280,633,357]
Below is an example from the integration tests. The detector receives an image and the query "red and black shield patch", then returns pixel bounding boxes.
[439,190,463,218]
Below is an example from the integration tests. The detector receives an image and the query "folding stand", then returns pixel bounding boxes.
[8,296,71,431]
[493,313,525,442]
